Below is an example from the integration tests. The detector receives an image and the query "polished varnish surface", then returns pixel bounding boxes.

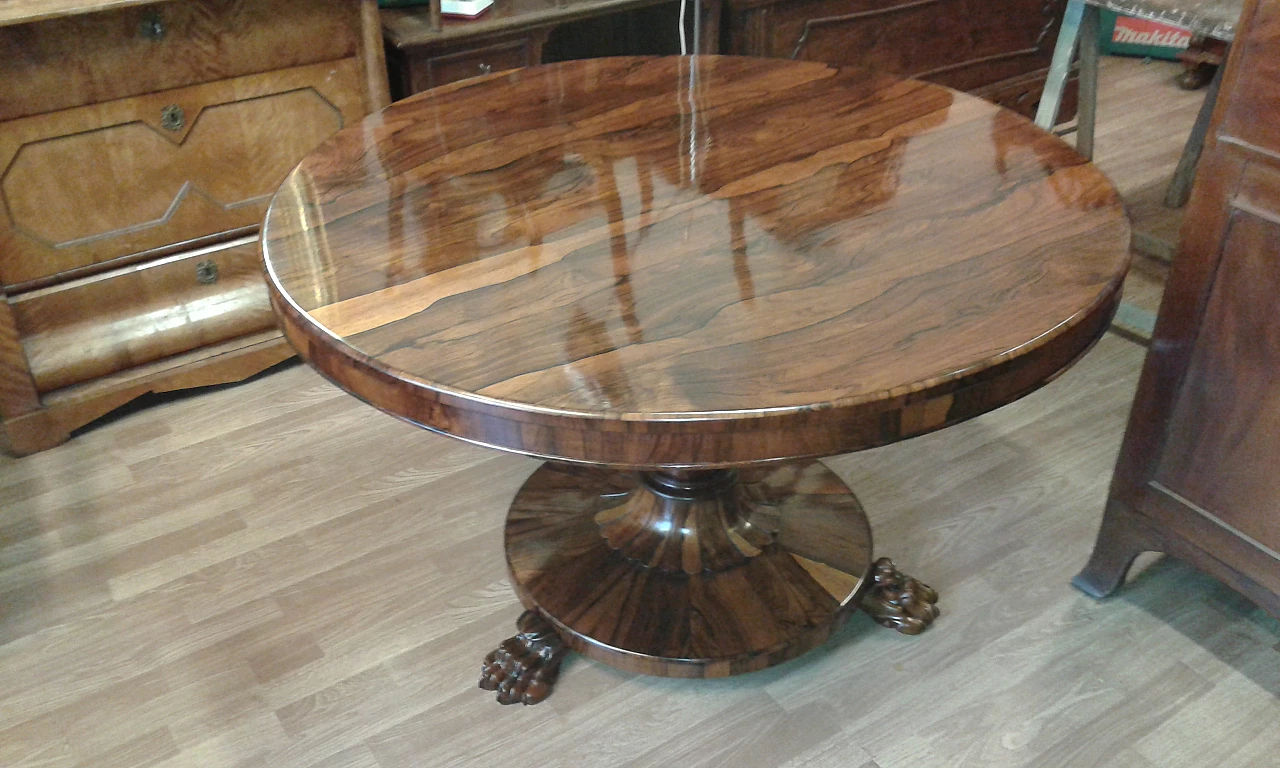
[263,55,1129,466]
[0,0,388,457]
[1075,0,1280,618]
[505,460,872,680]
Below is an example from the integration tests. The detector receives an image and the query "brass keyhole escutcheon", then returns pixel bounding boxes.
[195,260,219,285]
[161,105,185,131]
[140,11,165,40]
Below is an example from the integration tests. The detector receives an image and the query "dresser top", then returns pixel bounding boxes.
[0,0,170,27]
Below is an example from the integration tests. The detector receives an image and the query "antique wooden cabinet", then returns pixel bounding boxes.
[1075,0,1280,617]
[381,0,722,98]
[724,0,1076,118]
[0,0,390,454]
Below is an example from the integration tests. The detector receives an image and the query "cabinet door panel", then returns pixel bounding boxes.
[0,58,365,288]
[1155,205,1280,554]
[766,0,1061,92]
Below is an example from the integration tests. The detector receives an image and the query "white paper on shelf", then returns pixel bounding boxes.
[441,0,494,17]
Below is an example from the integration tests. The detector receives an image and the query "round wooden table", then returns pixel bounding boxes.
[262,56,1130,705]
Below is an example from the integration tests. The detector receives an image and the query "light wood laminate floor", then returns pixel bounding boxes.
[2,59,1275,768]
[1091,55,1204,318]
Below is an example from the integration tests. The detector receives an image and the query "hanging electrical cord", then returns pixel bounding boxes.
[678,0,687,55]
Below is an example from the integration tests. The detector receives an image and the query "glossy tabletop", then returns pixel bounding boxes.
[263,56,1130,467]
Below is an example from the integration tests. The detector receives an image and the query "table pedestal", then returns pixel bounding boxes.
[479,460,940,704]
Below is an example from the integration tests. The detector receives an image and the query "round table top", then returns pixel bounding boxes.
[262,55,1130,468]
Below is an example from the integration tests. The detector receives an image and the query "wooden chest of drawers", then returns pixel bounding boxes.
[0,0,390,455]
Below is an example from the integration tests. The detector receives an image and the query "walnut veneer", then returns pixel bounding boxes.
[384,0,1077,120]
[725,0,1079,120]
[1075,0,1280,618]
[0,0,390,455]
[262,56,1130,703]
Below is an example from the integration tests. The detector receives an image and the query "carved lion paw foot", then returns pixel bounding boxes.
[860,557,940,635]
[479,610,568,705]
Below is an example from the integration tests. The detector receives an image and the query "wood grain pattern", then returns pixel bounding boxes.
[10,236,275,392]
[264,54,1126,698]
[1090,56,1207,273]
[0,330,291,455]
[1153,206,1280,552]
[399,33,546,93]
[1075,0,1280,619]
[0,0,362,122]
[0,0,176,26]
[263,55,1129,468]
[2,332,1277,767]
[1,63,1265,767]
[1217,0,1280,155]
[0,0,383,456]
[505,461,872,677]
[357,0,392,113]
[724,0,1077,120]
[785,0,1057,82]
[0,288,41,420]
[968,65,1072,121]
[0,58,365,288]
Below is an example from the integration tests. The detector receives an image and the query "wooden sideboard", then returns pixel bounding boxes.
[0,0,389,455]
[1075,0,1280,617]
[724,0,1077,119]
[387,0,1075,116]
[381,0,722,97]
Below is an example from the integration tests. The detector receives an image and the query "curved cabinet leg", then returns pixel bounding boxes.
[479,610,568,705]
[1072,500,1155,598]
[859,557,940,635]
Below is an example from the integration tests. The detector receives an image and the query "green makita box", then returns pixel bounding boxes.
[1098,9,1193,60]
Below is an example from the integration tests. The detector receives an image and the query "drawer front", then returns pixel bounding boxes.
[415,39,535,91]
[11,237,275,393]
[0,0,361,123]
[0,57,367,288]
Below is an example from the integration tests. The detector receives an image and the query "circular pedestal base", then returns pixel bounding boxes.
[505,460,873,678]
